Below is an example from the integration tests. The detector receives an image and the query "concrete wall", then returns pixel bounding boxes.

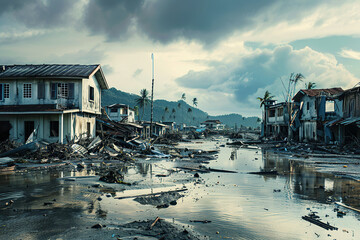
[81,75,101,114]
[299,121,317,141]
[300,96,317,120]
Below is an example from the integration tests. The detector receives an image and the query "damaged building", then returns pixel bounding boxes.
[332,86,360,144]
[292,88,344,142]
[0,64,109,143]
[265,102,290,140]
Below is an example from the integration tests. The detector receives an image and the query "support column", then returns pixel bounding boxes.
[59,113,64,143]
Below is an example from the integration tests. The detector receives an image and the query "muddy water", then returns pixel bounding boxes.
[1,139,360,240]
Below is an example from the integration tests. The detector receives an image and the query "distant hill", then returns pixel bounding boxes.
[102,87,260,128]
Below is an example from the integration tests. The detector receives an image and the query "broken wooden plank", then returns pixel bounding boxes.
[208,168,237,173]
[149,216,160,229]
[248,170,278,175]
[302,215,338,230]
[335,202,360,214]
[115,188,188,200]
[176,167,210,173]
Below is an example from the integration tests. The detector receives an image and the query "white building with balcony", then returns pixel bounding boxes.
[0,64,108,143]
[105,104,135,123]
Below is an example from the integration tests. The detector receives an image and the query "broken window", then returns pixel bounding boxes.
[325,100,335,112]
[23,83,32,98]
[50,83,74,99]
[269,109,275,117]
[50,121,59,137]
[277,107,283,116]
[89,86,94,101]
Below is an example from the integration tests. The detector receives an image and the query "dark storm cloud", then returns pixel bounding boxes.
[83,0,145,40]
[82,0,330,45]
[175,45,355,105]
[0,0,77,28]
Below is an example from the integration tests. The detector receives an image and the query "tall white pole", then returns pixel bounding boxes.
[150,53,154,138]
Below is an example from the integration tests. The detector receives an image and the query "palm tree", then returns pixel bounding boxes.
[135,89,150,121]
[192,97,198,107]
[187,108,192,114]
[257,91,274,137]
[181,93,186,101]
[177,102,181,109]
[257,90,274,107]
[163,106,169,121]
[305,82,316,89]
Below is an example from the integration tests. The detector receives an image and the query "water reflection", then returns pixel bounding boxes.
[262,151,360,208]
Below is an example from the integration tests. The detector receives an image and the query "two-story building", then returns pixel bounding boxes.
[0,64,108,143]
[105,104,135,123]
[200,120,224,130]
[292,88,343,142]
[266,102,290,140]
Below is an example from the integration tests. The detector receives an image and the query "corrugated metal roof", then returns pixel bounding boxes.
[293,88,344,102]
[0,64,99,79]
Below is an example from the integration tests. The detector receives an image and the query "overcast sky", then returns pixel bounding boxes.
[1,0,360,116]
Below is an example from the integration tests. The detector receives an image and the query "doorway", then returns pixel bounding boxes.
[24,121,34,143]
[0,121,12,142]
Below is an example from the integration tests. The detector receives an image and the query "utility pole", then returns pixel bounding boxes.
[150,53,154,138]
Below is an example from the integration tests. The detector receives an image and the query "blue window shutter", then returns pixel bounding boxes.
[51,83,57,99]
[0,84,3,101]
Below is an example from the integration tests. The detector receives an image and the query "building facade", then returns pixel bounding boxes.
[0,64,108,143]
[105,104,135,123]
[292,88,343,142]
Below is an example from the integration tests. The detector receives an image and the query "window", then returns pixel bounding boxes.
[89,86,94,101]
[23,84,32,98]
[87,122,91,137]
[0,83,10,101]
[307,102,310,111]
[277,107,283,116]
[51,83,74,99]
[50,121,59,137]
[58,83,68,98]
[110,108,118,113]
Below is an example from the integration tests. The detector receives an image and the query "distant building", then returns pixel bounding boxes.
[141,121,168,138]
[162,121,176,132]
[200,120,224,130]
[105,104,135,123]
[0,64,108,143]
[292,88,343,142]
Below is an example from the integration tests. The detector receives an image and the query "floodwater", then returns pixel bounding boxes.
[1,139,360,239]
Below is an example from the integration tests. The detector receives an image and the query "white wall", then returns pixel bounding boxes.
[81,75,101,114]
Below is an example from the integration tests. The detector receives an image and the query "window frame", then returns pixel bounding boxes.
[89,86,94,102]
[23,83,32,98]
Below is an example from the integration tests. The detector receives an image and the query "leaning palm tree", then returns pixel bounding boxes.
[305,82,316,89]
[135,89,150,121]
[192,97,198,107]
[181,93,186,101]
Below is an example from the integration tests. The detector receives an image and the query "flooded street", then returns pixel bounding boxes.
[1,138,360,239]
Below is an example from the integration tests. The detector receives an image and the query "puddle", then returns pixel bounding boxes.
[0,140,359,239]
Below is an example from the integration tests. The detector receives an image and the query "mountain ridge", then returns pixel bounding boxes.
[102,87,260,128]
